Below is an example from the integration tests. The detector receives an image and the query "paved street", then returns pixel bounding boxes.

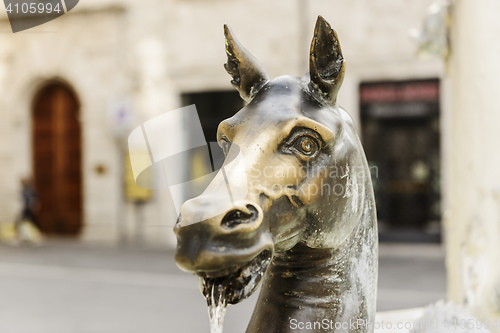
[0,241,446,333]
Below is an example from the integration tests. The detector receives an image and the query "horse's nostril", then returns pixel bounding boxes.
[221,205,259,229]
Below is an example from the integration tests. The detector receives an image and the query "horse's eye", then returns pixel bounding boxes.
[219,138,231,156]
[293,136,319,157]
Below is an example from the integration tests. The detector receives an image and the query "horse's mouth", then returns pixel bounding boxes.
[198,248,273,305]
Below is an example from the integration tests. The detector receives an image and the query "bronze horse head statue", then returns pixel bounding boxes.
[174,16,378,333]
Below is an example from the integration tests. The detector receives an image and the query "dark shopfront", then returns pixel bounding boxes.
[360,79,441,242]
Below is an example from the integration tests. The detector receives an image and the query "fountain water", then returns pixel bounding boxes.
[202,278,228,333]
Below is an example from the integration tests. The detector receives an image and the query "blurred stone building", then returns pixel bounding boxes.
[0,0,443,246]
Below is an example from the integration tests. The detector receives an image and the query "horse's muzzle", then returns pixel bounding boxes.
[174,199,273,277]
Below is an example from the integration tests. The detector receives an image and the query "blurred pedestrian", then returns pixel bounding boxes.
[14,177,43,244]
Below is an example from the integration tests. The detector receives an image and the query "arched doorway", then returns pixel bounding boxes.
[32,82,83,235]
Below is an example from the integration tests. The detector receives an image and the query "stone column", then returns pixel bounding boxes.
[445,0,500,328]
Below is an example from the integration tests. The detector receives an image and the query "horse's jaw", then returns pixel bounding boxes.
[199,248,273,305]
[246,213,378,333]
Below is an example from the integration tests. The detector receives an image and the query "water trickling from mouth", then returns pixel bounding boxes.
[199,250,273,332]
[203,278,228,333]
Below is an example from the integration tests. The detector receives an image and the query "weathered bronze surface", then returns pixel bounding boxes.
[175,16,378,333]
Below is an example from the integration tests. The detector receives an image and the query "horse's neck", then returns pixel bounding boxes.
[246,214,377,333]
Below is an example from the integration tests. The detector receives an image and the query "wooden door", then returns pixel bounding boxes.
[32,83,82,235]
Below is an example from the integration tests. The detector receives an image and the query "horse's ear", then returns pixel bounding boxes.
[309,16,346,105]
[224,25,269,102]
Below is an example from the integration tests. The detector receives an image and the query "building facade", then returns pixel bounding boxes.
[0,0,443,246]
